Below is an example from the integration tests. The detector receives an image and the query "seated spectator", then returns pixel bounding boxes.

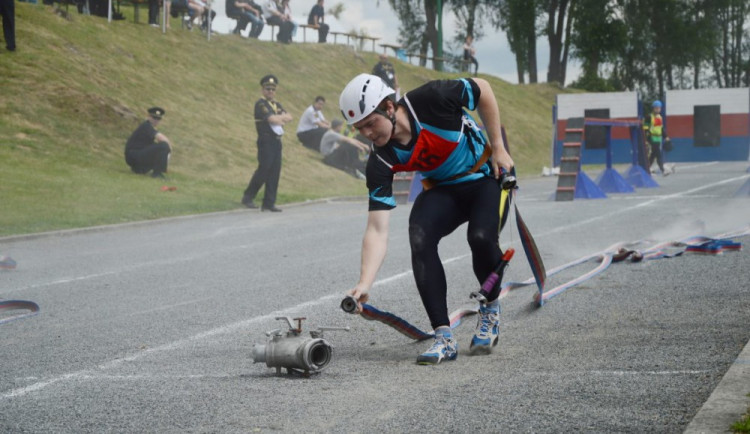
[226,0,264,38]
[198,0,216,31]
[280,0,297,39]
[186,0,205,29]
[88,0,123,19]
[171,0,201,26]
[297,96,330,151]
[179,0,214,31]
[171,0,188,22]
[148,0,160,27]
[261,0,293,43]
[307,0,329,43]
[320,119,369,179]
[163,0,171,28]
[124,107,174,179]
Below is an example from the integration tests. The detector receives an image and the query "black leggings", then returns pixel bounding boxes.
[649,140,664,171]
[409,176,504,329]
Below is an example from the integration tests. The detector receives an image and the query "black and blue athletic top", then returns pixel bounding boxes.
[366,78,492,211]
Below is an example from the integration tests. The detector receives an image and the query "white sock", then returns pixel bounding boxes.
[435,326,452,339]
[484,298,500,312]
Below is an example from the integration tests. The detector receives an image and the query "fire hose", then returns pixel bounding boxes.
[0,300,40,325]
[341,226,748,340]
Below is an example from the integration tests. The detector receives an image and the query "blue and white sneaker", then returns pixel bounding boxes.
[470,302,500,355]
[416,329,458,365]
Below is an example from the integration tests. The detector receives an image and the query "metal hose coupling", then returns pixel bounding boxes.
[251,316,349,377]
[471,248,515,304]
[340,296,359,314]
[500,173,517,190]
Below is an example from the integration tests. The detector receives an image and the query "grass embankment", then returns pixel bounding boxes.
[0,3,562,237]
[733,394,750,433]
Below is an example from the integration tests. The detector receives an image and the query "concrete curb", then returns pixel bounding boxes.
[684,337,750,433]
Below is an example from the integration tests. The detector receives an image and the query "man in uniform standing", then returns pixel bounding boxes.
[242,74,293,212]
[372,54,399,99]
[124,107,173,179]
[0,0,15,52]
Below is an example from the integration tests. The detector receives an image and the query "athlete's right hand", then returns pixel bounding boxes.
[346,284,371,312]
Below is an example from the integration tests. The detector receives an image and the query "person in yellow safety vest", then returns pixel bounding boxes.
[643,100,672,176]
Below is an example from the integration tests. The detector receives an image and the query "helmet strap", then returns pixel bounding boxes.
[374,103,397,139]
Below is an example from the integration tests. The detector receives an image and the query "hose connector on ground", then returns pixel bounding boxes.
[251,316,349,377]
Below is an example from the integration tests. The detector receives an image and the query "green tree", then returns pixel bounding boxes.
[685,0,719,89]
[387,0,442,70]
[497,0,542,83]
[448,0,501,72]
[709,0,749,88]
[451,0,505,42]
[569,0,624,90]
[388,0,427,63]
[574,0,746,95]
[545,0,574,86]
[327,2,345,20]
[423,0,442,70]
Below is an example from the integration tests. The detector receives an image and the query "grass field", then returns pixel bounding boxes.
[0,3,566,237]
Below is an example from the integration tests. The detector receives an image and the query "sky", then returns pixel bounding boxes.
[212,0,582,85]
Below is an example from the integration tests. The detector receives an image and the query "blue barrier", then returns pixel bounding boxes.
[584,118,657,192]
[575,171,607,199]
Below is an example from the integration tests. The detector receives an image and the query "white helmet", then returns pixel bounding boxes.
[339,73,396,125]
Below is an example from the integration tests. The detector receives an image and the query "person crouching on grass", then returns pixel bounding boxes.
[124,107,173,180]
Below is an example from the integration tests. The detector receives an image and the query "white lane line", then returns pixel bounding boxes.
[609,194,717,201]
[590,370,712,376]
[631,173,749,209]
[1,294,340,400]
[4,173,747,400]
[673,161,718,170]
[374,255,467,286]
[129,297,213,316]
[1,243,261,296]
[538,173,750,238]
[8,172,747,297]
[74,374,239,380]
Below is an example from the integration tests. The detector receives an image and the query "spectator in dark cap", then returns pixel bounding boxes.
[124,107,174,179]
[1,0,16,51]
[241,75,293,212]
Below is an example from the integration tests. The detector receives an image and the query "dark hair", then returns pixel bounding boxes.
[314,96,326,103]
[377,95,396,112]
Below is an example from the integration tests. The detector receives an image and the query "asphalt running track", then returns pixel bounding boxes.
[1,161,749,433]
